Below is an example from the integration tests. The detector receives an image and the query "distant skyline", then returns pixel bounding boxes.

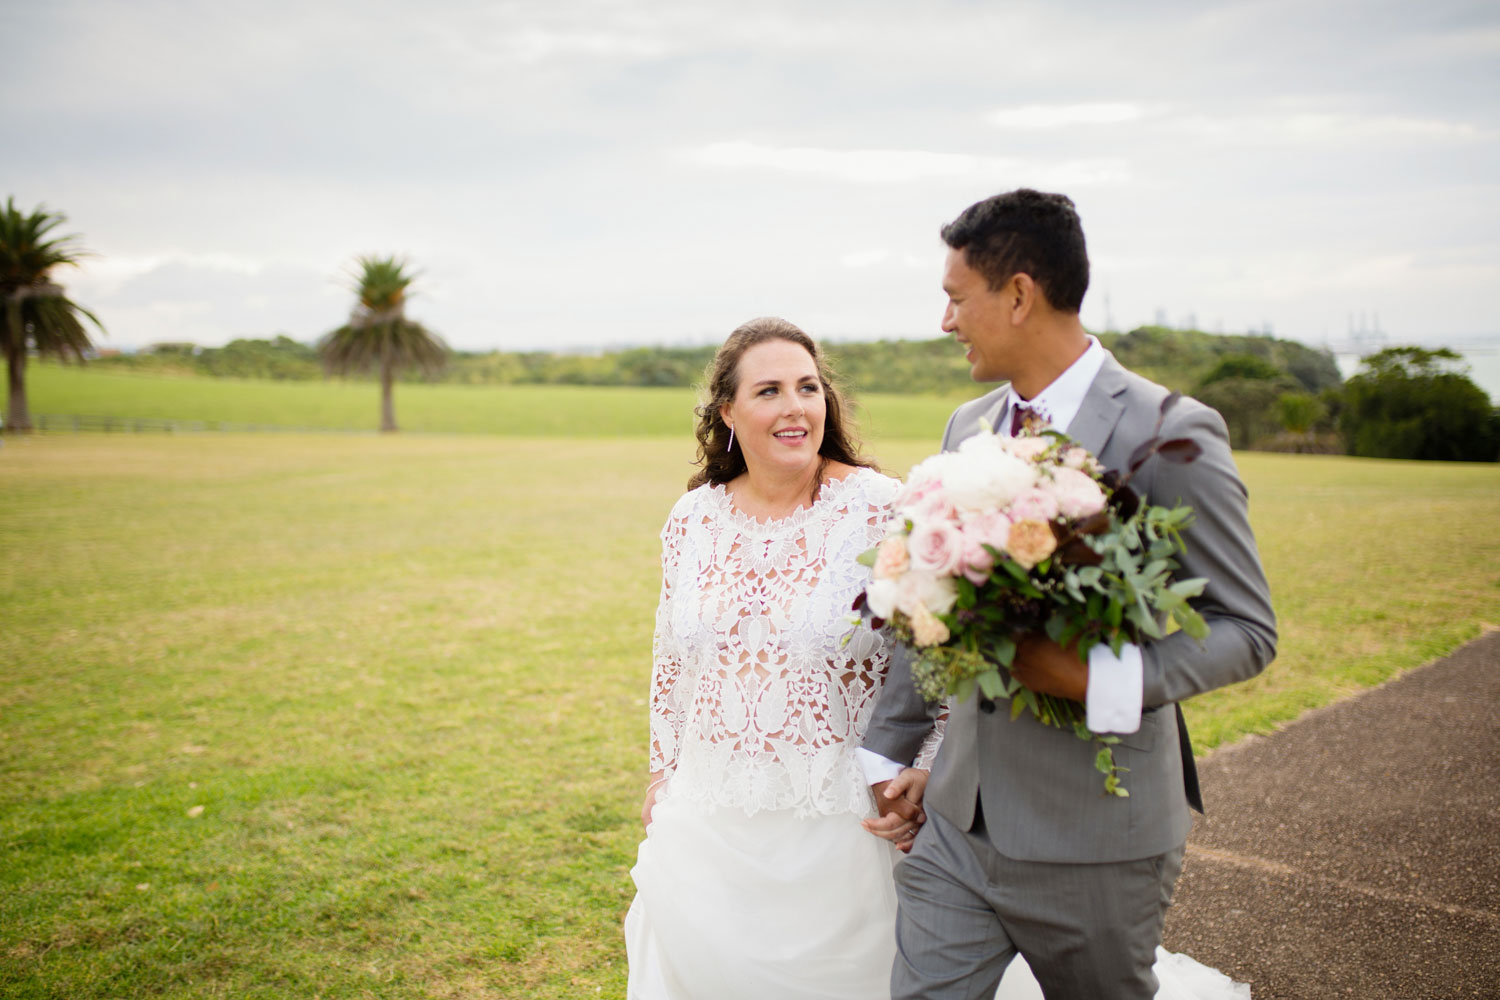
[3,0,1497,356]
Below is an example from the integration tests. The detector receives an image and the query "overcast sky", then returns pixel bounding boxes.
[4,0,1497,356]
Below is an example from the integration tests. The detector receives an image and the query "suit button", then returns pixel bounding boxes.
[979,698,997,714]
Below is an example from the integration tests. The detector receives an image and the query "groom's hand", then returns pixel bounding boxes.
[1011,635,1089,702]
[862,768,929,853]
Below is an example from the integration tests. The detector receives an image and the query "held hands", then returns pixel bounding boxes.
[1009,634,1089,703]
[861,767,929,853]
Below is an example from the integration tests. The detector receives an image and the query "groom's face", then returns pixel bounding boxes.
[941,247,1021,383]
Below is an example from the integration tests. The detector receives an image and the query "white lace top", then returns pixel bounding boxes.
[649,467,944,819]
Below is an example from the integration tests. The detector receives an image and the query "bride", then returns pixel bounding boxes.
[624,317,1248,1000]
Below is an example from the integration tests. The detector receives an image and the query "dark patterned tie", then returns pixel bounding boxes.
[1010,404,1044,437]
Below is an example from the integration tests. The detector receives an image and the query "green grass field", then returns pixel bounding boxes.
[23,363,973,442]
[3,376,1500,998]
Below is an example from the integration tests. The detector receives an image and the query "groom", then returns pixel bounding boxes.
[860,189,1277,999]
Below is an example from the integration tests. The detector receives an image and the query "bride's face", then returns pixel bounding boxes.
[720,339,827,480]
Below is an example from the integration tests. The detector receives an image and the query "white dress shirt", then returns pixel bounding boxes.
[858,337,1143,786]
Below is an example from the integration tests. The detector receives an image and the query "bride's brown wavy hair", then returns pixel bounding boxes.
[688,316,877,490]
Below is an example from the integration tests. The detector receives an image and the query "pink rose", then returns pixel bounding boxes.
[909,489,958,524]
[959,512,1010,585]
[1062,446,1102,474]
[1005,436,1051,462]
[1006,518,1058,570]
[1008,487,1060,523]
[906,519,964,576]
[893,476,940,511]
[959,539,993,585]
[966,510,1013,549]
[895,475,957,522]
[1046,467,1108,519]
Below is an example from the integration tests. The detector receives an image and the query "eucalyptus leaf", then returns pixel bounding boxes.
[978,669,1005,699]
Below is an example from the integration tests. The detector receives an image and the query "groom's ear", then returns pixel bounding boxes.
[1009,272,1039,324]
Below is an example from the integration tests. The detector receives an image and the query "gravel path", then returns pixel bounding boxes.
[1162,630,1500,998]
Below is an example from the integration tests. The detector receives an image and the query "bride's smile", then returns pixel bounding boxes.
[715,337,850,524]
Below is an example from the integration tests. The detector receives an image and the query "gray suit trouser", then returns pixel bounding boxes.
[891,802,1186,1000]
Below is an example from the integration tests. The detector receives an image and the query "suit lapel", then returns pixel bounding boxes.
[1065,354,1128,458]
[982,385,1009,436]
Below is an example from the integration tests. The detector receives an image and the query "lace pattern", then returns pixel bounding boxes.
[650,468,945,819]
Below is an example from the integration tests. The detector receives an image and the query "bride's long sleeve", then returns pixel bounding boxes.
[648,509,690,779]
[913,701,949,772]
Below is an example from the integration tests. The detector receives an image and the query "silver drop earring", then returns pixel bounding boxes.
[726,425,735,453]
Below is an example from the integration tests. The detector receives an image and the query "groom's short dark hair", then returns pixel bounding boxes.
[940,189,1090,313]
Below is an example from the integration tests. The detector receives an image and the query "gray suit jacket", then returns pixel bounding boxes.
[863,353,1277,863]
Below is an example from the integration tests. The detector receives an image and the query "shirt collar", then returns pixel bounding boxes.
[1001,336,1107,436]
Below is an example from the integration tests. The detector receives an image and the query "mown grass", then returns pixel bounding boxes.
[2,428,1498,997]
[24,363,970,442]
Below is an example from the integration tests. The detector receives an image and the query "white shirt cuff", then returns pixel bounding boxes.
[1086,642,1144,734]
[855,747,906,785]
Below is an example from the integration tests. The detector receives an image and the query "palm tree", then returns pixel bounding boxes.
[318,255,447,433]
[1,198,105,432]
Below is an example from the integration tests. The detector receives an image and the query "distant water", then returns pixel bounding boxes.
[1331,341,1500,404]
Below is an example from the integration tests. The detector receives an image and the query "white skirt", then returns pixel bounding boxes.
[626,796,900,1000]
[626,797,1250,1000]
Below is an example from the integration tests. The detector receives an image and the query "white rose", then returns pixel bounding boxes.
[866,578,900,620]
[941,450,1033,514]
[897,571,958,618]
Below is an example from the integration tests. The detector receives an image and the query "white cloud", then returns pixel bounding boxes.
[989,103,1161,129]
[1164,109,1484,146]
[3,0,1497,353]
[498,28,670,63]
[684,141,1018,183]
[841,249,890,268]
[683,141,1131,188]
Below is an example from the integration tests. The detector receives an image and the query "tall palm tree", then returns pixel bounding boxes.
[319,255,447,433]
[1,198,105,432]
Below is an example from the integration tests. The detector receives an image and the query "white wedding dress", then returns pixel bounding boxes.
[625,469,1248,1000]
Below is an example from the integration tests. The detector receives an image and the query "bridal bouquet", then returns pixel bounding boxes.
[855,395,1209,796]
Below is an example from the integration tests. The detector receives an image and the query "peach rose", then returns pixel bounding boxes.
[873,535,911,580]
[1006,518,1058,570]
[909,603,951,647]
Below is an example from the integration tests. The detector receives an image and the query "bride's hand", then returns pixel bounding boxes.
[862,767,929,852]
[641,773,669,830]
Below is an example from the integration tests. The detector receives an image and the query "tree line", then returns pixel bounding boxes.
[4,196,1497,460]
